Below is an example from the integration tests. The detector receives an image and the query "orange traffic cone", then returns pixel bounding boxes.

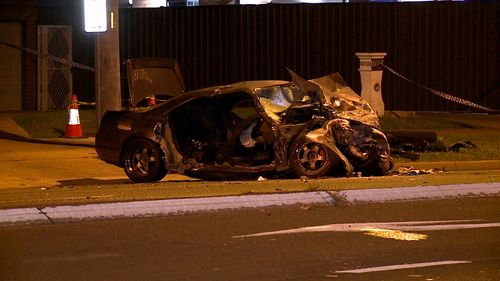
[148,95,156,107]
[64,95,83,138]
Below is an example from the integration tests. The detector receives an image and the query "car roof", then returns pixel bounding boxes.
[137,80,291,117]
[188,80,291,95]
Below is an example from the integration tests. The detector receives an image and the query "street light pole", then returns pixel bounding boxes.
[95,0,122,129]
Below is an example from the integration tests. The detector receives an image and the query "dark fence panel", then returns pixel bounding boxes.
[119,2,498,112]
[386,3,499,111]
[41,2,499,112]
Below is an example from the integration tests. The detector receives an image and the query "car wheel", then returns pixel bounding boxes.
[289,138,337,178]
[123,138,167,183]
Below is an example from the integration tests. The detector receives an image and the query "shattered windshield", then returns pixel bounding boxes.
[255,84,311,121]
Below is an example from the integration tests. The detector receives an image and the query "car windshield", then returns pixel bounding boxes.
[255,84,311,121]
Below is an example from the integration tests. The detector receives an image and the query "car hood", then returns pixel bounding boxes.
[125,57,186,107]
[286,69,380,128]
[310,73,381,128]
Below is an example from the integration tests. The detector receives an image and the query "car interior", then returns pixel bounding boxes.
[168,92,275,167]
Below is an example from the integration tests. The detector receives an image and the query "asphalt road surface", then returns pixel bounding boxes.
[1,197,498,281]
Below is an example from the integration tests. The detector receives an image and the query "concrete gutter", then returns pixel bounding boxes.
[1,182,498,226]
[0,129,95,147]
[0,131,95,147]
[33,136,95,147]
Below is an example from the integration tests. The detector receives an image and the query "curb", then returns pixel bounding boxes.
[0,130,95,147]
[1,183,498,226]
[34,137,95,147]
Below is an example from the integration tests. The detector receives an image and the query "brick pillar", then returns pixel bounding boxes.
[355,52,387,116]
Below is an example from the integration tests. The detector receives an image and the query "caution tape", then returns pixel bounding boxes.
[4,38,494,112]
[66,101,96,111]
[380,63,497,112]
[0,39,95,72]
[77,101,97,106]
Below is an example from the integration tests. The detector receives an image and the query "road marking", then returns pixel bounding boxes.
[361,228,428,241]
[23,252,121,262]
[234,220,500,239]
[335,260,471,274]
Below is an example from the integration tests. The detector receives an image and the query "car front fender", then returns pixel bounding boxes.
[304,121,354,176]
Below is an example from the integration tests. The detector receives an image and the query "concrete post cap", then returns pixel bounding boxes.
[355,52,387,59]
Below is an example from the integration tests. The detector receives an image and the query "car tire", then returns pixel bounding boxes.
[123,138,167,183]
[289,137,337,178]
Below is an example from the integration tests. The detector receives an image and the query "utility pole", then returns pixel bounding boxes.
[95,0,122,129]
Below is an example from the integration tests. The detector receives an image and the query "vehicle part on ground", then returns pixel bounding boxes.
[385,130,477,159]
[123,138,167,183]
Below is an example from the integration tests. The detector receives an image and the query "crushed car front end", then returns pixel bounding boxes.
[254,73,393,177]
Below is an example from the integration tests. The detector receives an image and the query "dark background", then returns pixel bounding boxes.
[38,2,499,111]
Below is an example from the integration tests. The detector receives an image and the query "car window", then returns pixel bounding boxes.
[255,84,311,122]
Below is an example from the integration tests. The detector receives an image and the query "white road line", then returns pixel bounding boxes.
[234,220,500,238]
[335,260,471,274]
[390,222,500,231]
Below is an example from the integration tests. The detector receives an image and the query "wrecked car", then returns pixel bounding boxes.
[95,58,393,183]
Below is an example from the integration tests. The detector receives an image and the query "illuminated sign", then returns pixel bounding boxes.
[84,0,108,32]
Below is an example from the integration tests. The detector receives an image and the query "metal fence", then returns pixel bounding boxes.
[41,2,499,111]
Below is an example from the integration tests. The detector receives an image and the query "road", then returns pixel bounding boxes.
[1,197,499,281]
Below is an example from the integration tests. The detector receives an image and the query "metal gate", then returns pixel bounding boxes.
[37,25,73,111]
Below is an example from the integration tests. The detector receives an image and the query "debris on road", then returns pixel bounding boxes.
[393,166,442,176]
[386,130,478,159]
